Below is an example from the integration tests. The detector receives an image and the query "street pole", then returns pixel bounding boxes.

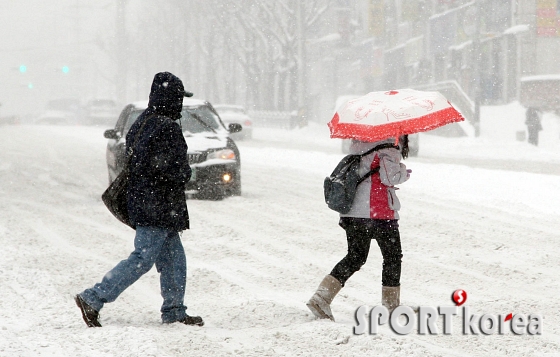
[116,0,127,106]
[472,0,482,137]
[296,1,306,124]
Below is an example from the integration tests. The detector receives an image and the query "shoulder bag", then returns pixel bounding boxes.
[101,115,154,229]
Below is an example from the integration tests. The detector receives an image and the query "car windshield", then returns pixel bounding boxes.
[178,106,223,134]
[124,105,225,135]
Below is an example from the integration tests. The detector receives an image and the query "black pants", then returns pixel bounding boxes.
[330,219,402,287]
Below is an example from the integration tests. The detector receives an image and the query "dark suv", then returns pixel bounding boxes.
[103,98,242,200]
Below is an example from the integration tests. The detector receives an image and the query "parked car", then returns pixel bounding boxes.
[213,104,253,140]
[103,98,243,200]
[35,98,83,125]
[35,110,74,125]
[86,99,119,126]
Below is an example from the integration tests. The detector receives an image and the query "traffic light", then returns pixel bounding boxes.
[62,66,69,74]
[19,65,27,73]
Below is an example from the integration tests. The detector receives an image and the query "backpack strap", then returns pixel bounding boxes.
[357,167,380,185]
[356,142,400,184]
[358,142,400,157]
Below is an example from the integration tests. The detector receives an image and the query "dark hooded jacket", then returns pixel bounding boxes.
[126,72,191,231]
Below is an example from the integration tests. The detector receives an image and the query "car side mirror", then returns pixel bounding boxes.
[228,123,242,133]
[104,129,120,140]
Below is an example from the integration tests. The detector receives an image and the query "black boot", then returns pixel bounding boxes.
[176,315,204,327]
[75,295,102,327]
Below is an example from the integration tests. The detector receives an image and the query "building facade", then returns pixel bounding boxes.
[307,0,560,124]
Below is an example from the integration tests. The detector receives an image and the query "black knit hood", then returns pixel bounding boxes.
[147,72,185,120]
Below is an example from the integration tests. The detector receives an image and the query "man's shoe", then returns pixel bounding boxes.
[75,295,101,327]
[176,315,204,327]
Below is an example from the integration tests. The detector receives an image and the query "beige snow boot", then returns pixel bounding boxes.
[306,275,342,321]
[382,286,400,313]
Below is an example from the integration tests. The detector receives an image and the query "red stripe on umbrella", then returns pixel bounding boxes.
[329,106,464,142]
[328,89,465,143]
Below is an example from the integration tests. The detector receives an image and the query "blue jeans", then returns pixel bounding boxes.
[80,226,187,323]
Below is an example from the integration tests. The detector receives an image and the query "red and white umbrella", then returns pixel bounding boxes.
[328,89,464,142]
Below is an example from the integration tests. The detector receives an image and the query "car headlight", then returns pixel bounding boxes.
[207,149,236,160]
[222,173,232,183]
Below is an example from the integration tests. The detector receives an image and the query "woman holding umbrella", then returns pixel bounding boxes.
[306,89,463,321]
[306,136,411,321]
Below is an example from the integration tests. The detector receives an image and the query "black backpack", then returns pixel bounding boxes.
[324,143,399,214]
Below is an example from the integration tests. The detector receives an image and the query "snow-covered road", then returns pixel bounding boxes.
[0,122,559,357]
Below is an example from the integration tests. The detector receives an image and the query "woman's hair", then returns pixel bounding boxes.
[400,135,409,159]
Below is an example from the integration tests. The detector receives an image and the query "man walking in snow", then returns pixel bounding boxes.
[75,72,203,327]
[525,107,542,146]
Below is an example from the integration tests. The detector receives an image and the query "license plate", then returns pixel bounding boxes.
[190,167,196,181]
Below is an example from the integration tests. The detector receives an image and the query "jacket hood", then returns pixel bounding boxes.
[147,72,185,120]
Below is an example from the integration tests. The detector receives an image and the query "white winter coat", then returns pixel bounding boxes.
[340,138,409,219]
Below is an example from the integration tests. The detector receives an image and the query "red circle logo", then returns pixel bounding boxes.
[452,289,467,306]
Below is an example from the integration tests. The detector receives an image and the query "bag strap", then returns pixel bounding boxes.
[357,167,380,185]
[358,142,400,157]
[355,142,400,185]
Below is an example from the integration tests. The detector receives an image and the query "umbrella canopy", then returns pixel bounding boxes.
[328,89,464,142]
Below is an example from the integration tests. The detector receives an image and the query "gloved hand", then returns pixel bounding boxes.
[406,169,412,178]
